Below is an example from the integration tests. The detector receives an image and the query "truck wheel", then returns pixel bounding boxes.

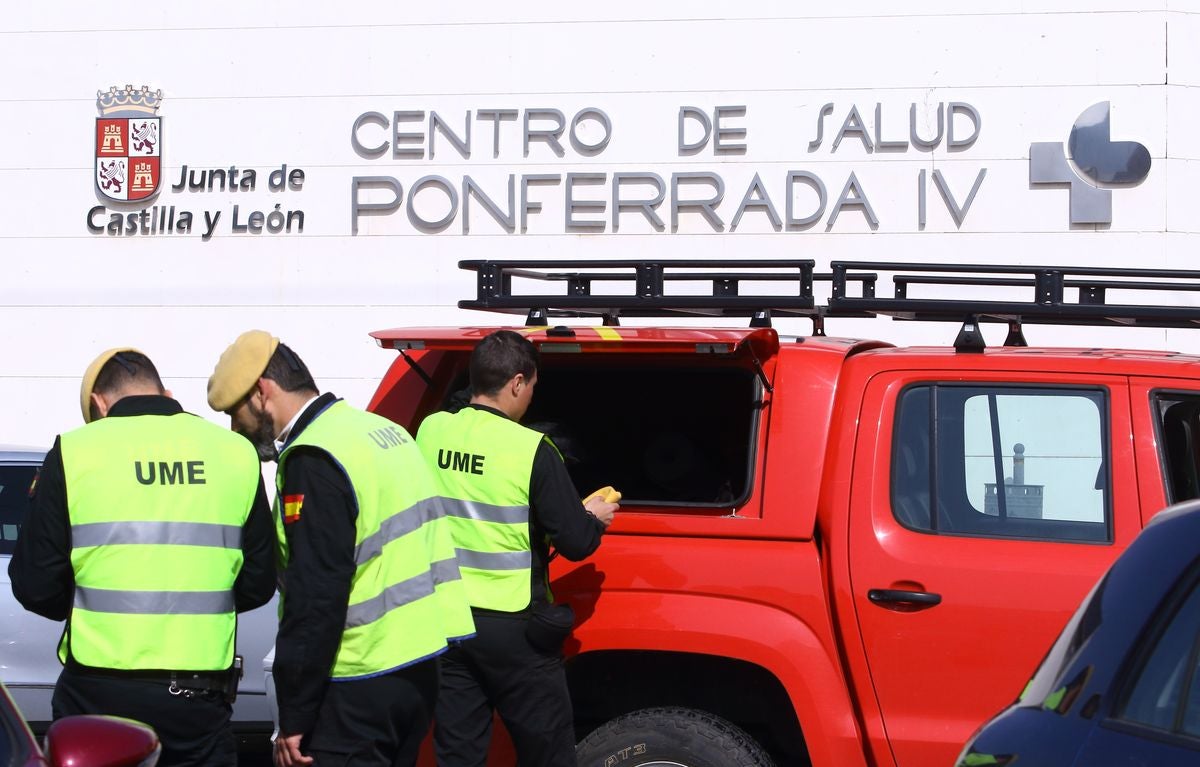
[576,706,775,767]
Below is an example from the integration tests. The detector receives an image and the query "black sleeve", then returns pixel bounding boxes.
[233,476,276,613]
[273,448,358,737]
[8,437,74,621]
[529,439,605,562]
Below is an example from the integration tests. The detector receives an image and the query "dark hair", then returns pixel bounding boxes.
[261,342,318,395]
[469,330,538,397]
[90,351,165,421]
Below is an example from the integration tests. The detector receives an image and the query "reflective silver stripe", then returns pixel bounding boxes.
[74,586,234,615]
[344,557,463,629]
[440,498,528,526]
[430,556,463,586]
[454,548,531,571]
[354,498,443,566]
[71,521,243,550]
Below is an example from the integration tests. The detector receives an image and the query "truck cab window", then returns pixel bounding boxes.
[892,384,1110,543]
[439,359,762,509]
[533,363,759,507]
[1155,393,1200,504]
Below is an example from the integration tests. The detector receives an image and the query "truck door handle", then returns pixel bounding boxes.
[867,589,942,608]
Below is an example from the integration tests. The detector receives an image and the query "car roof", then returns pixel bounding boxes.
[0,445,47,463]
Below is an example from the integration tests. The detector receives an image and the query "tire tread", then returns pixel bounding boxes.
[577,706,775,767]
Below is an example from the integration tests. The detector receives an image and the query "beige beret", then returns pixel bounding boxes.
[80,347,143,424]
[208,330,279,412]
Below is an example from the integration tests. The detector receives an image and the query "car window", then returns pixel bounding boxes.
[1155,393,1200,505]
[892,384,1110,542]
[0,465,38,556]
[1118,571,1200,738]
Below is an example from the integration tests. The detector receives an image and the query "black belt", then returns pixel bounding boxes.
[169,670,235,694]
[66,659,235,692]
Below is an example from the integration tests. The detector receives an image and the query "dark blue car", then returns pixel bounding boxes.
[956,499,1200,766]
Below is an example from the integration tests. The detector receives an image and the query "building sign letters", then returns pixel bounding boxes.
[348,102,990,235]
[82,89,1150,238]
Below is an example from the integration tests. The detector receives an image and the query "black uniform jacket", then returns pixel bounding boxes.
[272,393,358,736]
[8,395,277,641]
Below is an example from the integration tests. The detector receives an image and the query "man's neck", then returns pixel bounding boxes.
[274,393,322,453]
[470,395,517,420]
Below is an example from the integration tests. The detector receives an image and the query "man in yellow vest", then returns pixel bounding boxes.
[8,348,276,766]
[207,331,474,767]
[417,330,619,767]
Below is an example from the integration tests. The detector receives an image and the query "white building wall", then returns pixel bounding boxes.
[0,2,1195,446]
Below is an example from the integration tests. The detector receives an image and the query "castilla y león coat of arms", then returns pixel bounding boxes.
[95,85,163,202]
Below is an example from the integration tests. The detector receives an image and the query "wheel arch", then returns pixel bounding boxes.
[566,591,867,767]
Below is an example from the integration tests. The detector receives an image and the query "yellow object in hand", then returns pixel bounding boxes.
[583,485,622,504]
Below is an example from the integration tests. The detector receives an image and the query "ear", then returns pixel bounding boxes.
[255,377,285,415]
[510,373,526,396]
[162,388,174,400]
[89,391,111,420]
[257,377,280,401]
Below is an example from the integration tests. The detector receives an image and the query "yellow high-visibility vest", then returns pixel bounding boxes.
[60,411,259,671]
[416,407,544,612]
[277,401,474,679]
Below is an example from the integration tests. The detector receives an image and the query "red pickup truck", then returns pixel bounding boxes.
[368,260,1200,767]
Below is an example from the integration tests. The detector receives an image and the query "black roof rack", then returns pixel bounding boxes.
[458,260,874,327]
[828,262,1200,329]
[457,259,1200,338]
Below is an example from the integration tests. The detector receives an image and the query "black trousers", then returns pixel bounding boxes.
[52,666,235,767]
[434,612,575,767]
[304,657,439,767]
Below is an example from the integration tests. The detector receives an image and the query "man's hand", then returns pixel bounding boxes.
[273,732,313,767]
[584,495,618,528]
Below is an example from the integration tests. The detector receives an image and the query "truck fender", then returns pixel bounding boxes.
[570,590,869,767]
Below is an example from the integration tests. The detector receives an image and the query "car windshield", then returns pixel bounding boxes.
[1019,573,1109,706]
[0,464,38,556]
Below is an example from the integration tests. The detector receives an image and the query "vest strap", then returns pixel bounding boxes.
[454,548,532,571]
[353,497,443,565]
[440,498,530,525]
[71,521,242,549]
[344,557,463,629]
[74,586,235,615]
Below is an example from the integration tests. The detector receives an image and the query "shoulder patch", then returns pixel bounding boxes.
[283,494,304,524]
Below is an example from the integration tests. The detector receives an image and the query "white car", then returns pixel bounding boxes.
[0,445,279,752]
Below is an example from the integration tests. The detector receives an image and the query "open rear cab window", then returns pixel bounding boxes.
[371,326,775,511]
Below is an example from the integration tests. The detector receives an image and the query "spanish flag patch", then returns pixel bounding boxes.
[283,494,304,525]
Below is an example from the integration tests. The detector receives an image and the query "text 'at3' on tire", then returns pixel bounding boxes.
[576,707,775,767]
